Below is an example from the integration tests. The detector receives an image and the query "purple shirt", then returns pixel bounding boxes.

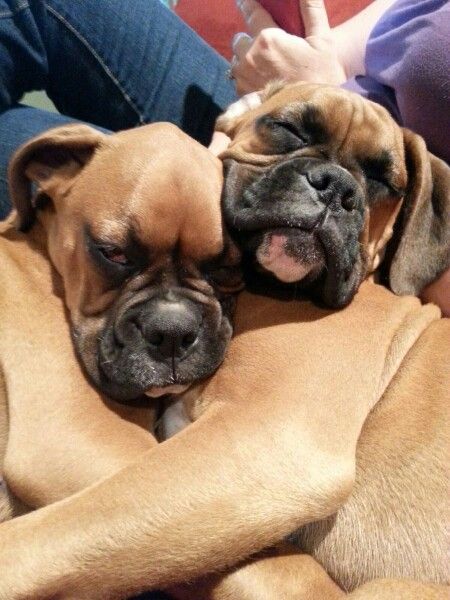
[343,0,450,163]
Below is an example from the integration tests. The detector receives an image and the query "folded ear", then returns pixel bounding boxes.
[8,124,107,231]
[387,129,450,296]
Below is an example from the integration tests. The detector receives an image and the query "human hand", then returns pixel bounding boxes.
[208,131,231,156]
[231,0,347,96]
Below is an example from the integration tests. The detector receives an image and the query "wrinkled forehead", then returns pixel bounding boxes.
[230,83,406,177]
[73,126,225,260]
[278,84,403,155]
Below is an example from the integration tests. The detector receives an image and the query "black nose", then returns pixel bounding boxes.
[139,298,202,360]
[306,164,359,211]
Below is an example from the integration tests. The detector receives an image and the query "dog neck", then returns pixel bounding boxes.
[1,211,64,299]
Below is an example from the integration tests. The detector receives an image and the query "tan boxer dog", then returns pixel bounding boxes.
[166,84,450,599]
[216,82,450,308]
[0,101,448,599]
[0,283,447,600]
[0,122,241,511]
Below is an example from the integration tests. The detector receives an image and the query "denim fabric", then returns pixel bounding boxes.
[0,0,237,217]
[0,5,236,596]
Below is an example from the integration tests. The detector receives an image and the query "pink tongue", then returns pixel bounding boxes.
[256,235,311,283]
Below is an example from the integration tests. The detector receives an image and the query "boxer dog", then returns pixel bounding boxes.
[0,122,241,510]
[0,283,447,600]
[216,82,450,308]
[0,112,448,598]
[4,122,241,403]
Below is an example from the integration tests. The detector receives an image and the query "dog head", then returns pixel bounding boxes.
[8,123,242,402]
[217,83,450,307]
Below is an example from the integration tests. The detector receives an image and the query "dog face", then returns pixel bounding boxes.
[217,83,450,307]
[8,124,242,402]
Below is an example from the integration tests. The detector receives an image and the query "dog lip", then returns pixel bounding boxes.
[232,214,320,233]
[255,228,324,284]
[96,353,192,400]
[145,384,190,398]
[256,217,324,236]
[229,203,328,234]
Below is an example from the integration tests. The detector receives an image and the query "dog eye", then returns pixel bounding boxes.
[366,177,402,198]
[271,120,307,142]
[206,266,244,293]
[257,115,308,151]
[97,245,130,267]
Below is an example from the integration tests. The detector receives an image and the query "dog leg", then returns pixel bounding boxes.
[169,546,345,600]
[1,277,157,508]
[0,398,356,600]
[171,561,448,600]
[346,579,449,599]
[0,367,29,521]
[0,285,439,600]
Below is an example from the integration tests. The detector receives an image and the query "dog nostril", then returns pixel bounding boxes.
[147,331,165,347]
[342,191,357,211]
[181,332,197,349]
[307,172,331,191]
[241,192,253,209]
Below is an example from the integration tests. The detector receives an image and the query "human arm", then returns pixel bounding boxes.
[231,0,396,95]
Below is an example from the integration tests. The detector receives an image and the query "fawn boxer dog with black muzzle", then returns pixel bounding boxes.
[0,89,448,600]
[9,122,240,403]
[0,122,241,510]
[217,82,450,308]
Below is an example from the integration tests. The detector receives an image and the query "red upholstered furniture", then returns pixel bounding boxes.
[176,0,373,60]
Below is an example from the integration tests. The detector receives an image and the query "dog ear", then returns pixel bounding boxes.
[8,124,107,231]
[387,129,450,296]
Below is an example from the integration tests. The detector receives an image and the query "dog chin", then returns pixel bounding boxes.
[145,384,190,398]
[255,232,320,284]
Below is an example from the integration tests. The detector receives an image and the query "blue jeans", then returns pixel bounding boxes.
[0,0,237,217]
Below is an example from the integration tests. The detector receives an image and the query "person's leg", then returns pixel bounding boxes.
[41,0,237,143]
[0,0,236,216]
[0,0,236,142]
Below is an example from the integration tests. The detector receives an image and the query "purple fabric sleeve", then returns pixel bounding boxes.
[342,0,450,163]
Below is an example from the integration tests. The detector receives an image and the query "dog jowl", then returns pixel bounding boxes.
[8,123,242,402]
[218,82,450,308]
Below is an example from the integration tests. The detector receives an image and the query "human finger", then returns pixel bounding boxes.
[208,131,231,156]
[232,60,267,96]
[299,0,331,37]
[236,0,277,37]
[225,55,238,80]
[232,31,253,59]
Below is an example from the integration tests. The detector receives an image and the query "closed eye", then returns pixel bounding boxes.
[207,266,243,291]
[366,176,403,198]
[256,115,308,152]
[200,258,244,293]
[360,152,403,197]
[270,120,307,144]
